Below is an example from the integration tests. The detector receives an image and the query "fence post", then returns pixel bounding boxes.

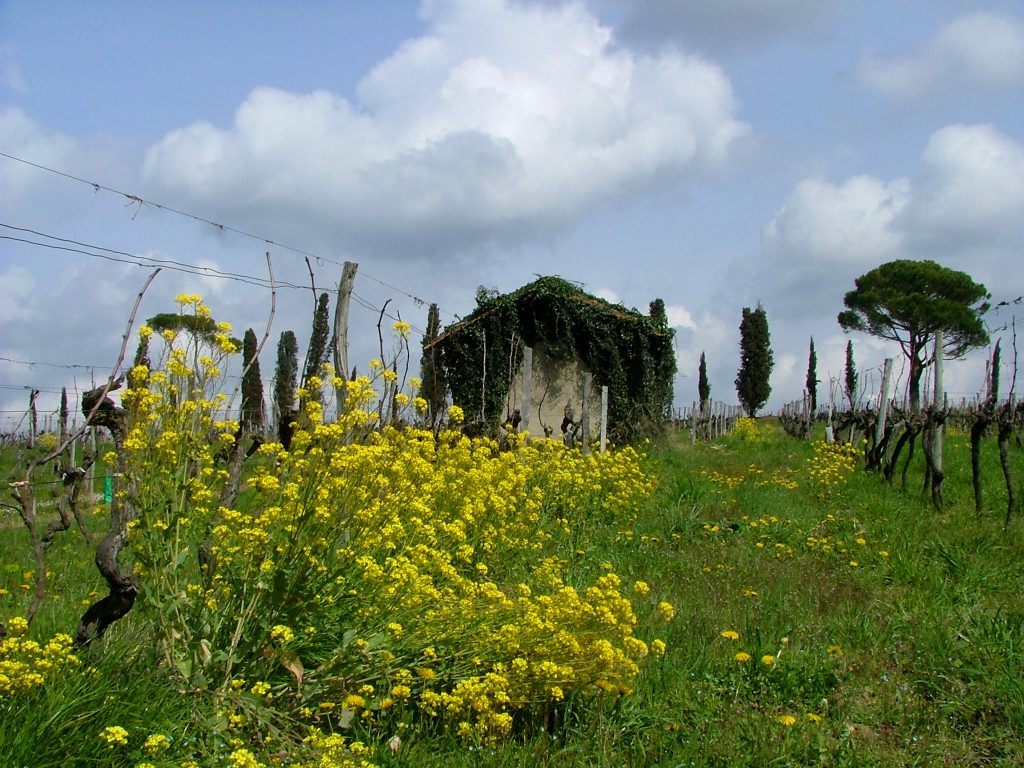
[600,385,608,453]
[933,330,944,475]
[581,370,591,455]
[332,260,358,419]
[521,345,533,436]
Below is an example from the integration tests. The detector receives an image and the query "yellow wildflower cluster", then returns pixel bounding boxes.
[221,732,377,768]
[701,465,798,492]
[732,417,771,442]
[0,624,80,697]
[805,440,861,500]
[109,310,661,748]
[98,725,129,748]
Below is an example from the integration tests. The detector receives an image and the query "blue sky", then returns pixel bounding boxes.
[3,0,1023,428]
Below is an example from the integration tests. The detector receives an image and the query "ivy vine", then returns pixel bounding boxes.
[431,277,675,442]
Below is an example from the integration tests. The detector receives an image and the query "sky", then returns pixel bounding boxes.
[2,0,1023,432]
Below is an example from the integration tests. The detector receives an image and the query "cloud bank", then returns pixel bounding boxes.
[859,12,1024,100]
[142,0,747,257]
[753,123,1024,322]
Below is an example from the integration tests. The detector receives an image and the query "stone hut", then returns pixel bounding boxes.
[426,277,675,442]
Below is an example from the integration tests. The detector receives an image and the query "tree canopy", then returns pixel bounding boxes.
[241,328,265,432]
[735,304,773,417]
[838,259,989,409]
[844,340,857,410]
[698,351,710,406]
[805,337,818,413]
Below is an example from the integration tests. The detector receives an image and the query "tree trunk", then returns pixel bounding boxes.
[75,384,138,646]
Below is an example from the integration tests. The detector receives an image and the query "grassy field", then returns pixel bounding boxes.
[2,419,1023,767]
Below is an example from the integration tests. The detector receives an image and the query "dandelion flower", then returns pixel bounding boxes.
[734,651,752,663]
[777,714,797,726]
[720,629,740,641]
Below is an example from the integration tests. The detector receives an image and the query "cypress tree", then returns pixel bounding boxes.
[241,328,265,432]
[698,351,710,407]
[302,292,331,402]
[735,304,773,417]
[59,387,68,448]
[844,340,857,409]
[420,303,448,427]
[649,298,667,326]
[273,330,299,447]
[805,337,818,413]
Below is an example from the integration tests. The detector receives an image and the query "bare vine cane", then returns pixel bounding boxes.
[72,269,162,645]
[5,269,160,633]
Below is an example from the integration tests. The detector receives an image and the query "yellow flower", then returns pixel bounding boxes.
[392,684,411,699]
[250,681,272,697]
[99,725,129,748]
[656,601,675,621]
[343,694,366,709]
[143,733,170,755]
[448,404,465,424]
[734,651,752,662]
[633,580,650,596]
[720,629,740,641]
[269,624,295,644]
[806,712,823,723]
[6,616,28,636]
[650,639,666,657]
[761,654,776,666]
[777,714,797,726]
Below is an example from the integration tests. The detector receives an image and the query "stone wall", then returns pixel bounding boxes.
[503,343,602,441]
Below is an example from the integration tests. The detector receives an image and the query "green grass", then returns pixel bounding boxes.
[2,424,1023,767]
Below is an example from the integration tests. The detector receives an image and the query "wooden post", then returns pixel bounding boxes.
[875,358,894,464]
[521,346,533,435]
[933,330,944,473]
[580,371,591,454]
[333,261,358,419]
[600,385,608,453]
[690,400,697,444]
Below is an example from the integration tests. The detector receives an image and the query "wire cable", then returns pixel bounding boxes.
[0,151,455,318]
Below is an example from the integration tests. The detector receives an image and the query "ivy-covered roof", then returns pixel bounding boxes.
[429,276,676,441]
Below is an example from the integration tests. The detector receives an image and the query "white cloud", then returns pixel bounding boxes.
[0,107,77,200]
[899,123,1024,252]
[859,12,1024,100]
[0,264,36,323]
[665,303,697,331]
[749,123,1024,322]
[765,175,909,265]
[142,0,747,257]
